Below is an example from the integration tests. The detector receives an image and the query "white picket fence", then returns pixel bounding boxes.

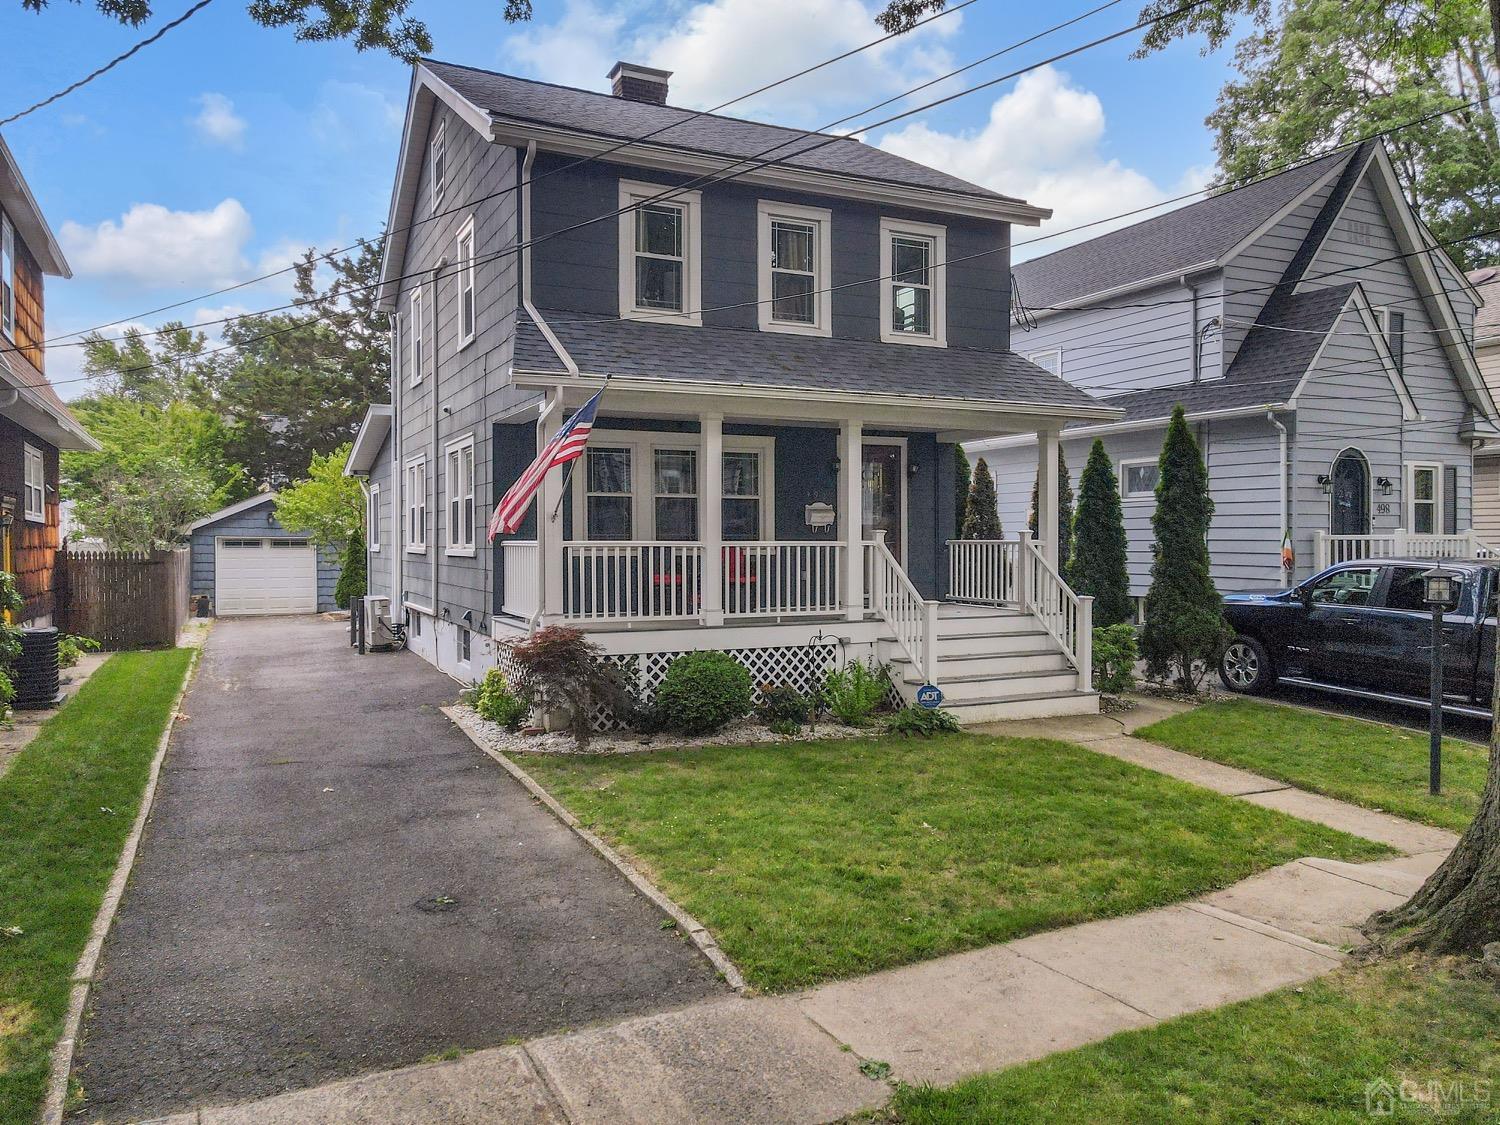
[1313,529,1500,571]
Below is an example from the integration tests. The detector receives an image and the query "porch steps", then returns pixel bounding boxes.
[880,603,1099,723]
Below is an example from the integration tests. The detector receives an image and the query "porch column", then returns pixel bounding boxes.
[1037,427,1060,571]
[841,419,864,621]
[538,388,566,624]
[701,412,724,626]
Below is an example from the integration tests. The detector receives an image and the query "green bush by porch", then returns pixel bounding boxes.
[521,733,1387,992]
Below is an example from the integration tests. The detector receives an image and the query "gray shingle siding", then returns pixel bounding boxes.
[189,500,342,613]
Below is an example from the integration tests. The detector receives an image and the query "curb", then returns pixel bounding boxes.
[442,705,750,994]
[40,646,204,1125]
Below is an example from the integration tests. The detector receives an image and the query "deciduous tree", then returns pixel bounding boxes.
[273,443,363,549]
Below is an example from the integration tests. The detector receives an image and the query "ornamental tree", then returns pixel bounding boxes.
[274,444,363,550]
[960,458,1002,539]
[1029,446,1075,575]
[1069,439,1132,627]
[954,445,972,539]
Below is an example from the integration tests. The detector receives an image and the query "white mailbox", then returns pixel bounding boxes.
[804,502,835,530]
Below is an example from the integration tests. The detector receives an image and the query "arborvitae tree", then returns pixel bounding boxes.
[961,458,1003,539]
[1140,407,1230,690]
[954,445,972,538]
[1029,446,1075,574]
[335,526,368,609]
[1069,439,1132,627]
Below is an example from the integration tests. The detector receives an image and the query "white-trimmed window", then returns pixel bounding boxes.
[1406,462,1442,535]
[1121,458,1159,501]
[368,483,381,553]
[723,449,764,541]
[1029,349,1062,378]
[757,201,831,336]
[405,456,427,552]
[456,625,472,666]
[619,180,701,325]
[585,446,633,540]
[22,443,43,522]
[653,448,698,541]
[408,289,424,386]
[430,119,447,213]
[456,217,476,347]
[879,218,946,346]
[445,435,476,555]
[1378,307,1406,374]
[0,212,14,339]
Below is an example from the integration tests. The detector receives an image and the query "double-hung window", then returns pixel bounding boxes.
[619,180,701,325]
[1407,462,1441,535]
[408,289,424,385]
[445,436,475,555]
[653,449,698,541]
[22,443,43,522]
[430,119,447,213]
[456,218,476,347]
[879,218,946,346]
[757,202,831,335]
[0,213,14,339]
[368,483,381,553]
[405,457,427,552]
[723,450,763,540]
[585,447,633,539]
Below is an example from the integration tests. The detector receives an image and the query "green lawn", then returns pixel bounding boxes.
[1137,699,1489,833]
[874,957,1500,1123]
[522,734,1388,992]
[0,649,194,1124]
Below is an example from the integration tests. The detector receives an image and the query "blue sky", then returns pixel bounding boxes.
[1,0,1238,397]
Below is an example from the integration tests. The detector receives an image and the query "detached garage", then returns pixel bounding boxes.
[188,493,341,616]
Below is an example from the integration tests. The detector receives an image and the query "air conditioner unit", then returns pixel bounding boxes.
[363,595,398,649]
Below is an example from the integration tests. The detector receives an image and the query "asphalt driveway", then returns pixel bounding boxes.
[70,617,723,1121]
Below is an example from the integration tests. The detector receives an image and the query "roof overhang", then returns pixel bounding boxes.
[186,490,277,532]
[966,402,1293,452]
[0,359,99,451]
[0,135,70,277]
[346,404,393,475]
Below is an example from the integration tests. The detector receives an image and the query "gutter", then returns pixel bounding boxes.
[520,141,579,375]
[1267,409,1290,577]
[967,402,1292,452]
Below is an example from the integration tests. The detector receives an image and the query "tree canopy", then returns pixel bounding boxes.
[273,442,363,549]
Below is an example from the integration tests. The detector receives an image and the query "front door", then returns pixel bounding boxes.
[1331,451,1370,537]
[862,443,903,562]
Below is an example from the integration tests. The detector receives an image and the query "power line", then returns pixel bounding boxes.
[0,0,216,128]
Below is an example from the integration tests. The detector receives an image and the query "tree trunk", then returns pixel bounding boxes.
[1364,627,1500,955]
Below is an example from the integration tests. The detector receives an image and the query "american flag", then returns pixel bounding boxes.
[487,388,604,540]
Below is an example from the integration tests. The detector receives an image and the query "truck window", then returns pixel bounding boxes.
[1383,567,1429,612]
[1308,567,1380,606]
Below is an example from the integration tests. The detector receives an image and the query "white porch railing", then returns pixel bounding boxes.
[1313,528,1500,571]
[723,542,843,617]
[867,531,938,683]
[562,542,705,622]
[947,538,1021,605]
[501,540,540,620]
[1022,536,1093,692]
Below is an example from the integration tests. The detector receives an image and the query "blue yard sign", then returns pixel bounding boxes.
[916,684,943,709]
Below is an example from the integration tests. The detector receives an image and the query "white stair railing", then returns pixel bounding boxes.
[1022,535,1093,692]
[867,531,938,684]
[947,538,1020,605]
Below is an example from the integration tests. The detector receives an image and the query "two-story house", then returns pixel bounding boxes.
[345,58,1126,722]
[1466,266,1500,543]
[968,139,1498,614]
[0,135,100,623]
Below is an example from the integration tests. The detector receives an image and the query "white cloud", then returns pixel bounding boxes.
[191,93,247,149]
[876,67,1209,258]
[60,199,253,288]
[506,0,629,93]
[310,81,405,150]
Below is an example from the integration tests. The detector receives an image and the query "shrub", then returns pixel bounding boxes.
[1092,623,1138,694]
[961,458,1002,539]
[1070,439,1132,627]
[0,573,22,712]
[508,626,631,746]
[470,667,531,730]
[822,658,889,726]
[758,683,811,729]
[885,705,961,737]
[58,633,101,670]
[768,717,802,737]
[654,652,753,735]
[334,527,367,609]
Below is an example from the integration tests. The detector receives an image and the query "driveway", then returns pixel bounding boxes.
[70,617,724,1121]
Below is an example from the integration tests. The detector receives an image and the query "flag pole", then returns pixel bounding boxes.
[549,373,610,523]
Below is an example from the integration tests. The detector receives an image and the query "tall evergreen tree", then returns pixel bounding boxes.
[961,458,1002,539]
[1141,407,1230,690]
[1028,447,1075,574]
[954,445,972,538]
[1069,440,1132,627]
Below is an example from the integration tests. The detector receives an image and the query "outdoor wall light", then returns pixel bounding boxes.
[907,460,920,478]
[1376,476,1394,495]
[1317,474,1332,494]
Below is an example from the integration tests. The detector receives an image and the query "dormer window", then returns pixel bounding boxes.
[618,180,701,326]
[430,119,447,214]
[757,201,831,336]
[879,218,946,347]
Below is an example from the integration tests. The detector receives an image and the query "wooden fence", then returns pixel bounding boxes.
[55,547,191,649]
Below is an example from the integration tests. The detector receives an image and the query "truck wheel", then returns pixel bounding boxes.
[1220,636,1273,694]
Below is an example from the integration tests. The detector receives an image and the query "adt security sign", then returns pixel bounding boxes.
[916,684,943,709]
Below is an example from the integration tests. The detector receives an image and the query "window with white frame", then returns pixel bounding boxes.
[368,483,381,552]
[653,448,698,541]
[456,218,476,347]
[405,457,427,551]
[723,450,763,541]
[1407,462,1442,535]
[22,443,43,522]
[446,435,476,555]
[1121,458,1159,501]
[456,625,471,665]
[585,447,633,539]
[431,119,447,213]
[408,289,424,385]
[1378,307,1406,374]
[619,180,701,325]
[880,218,946,346]
[0,212,14,339]
[757,202,831,335]
[1029,350,1062,378]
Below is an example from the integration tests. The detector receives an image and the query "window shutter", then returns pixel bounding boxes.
[1443,465,1458,535]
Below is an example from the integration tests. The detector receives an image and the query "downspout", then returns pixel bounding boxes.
[430,258,445,629]
[520,140,578,375]
[1186,278,1199,384]
[1267,409,1291,582]
[392,337,402,616]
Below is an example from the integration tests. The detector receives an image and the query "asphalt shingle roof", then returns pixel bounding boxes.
[1012,150,1352,310]
[423,59,1019,204]
[515,310,1109,412]
[1467,267,1500,339]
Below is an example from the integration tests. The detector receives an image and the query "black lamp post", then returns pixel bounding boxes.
[1420,564,1462,796]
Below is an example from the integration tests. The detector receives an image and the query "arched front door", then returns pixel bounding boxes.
[1331,450,1370,537]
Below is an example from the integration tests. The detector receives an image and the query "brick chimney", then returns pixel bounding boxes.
[608,62,672,105]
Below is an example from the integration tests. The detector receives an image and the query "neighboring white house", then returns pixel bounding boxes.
[1467,267,1500,544]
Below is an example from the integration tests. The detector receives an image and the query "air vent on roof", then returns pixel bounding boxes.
[608,61,671,105]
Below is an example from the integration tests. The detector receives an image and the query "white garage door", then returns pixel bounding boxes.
[215,537,318,615]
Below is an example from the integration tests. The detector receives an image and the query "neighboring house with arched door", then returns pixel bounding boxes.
[969,139,1500,610]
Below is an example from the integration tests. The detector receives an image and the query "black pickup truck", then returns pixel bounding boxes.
[1218,557,1496,720]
